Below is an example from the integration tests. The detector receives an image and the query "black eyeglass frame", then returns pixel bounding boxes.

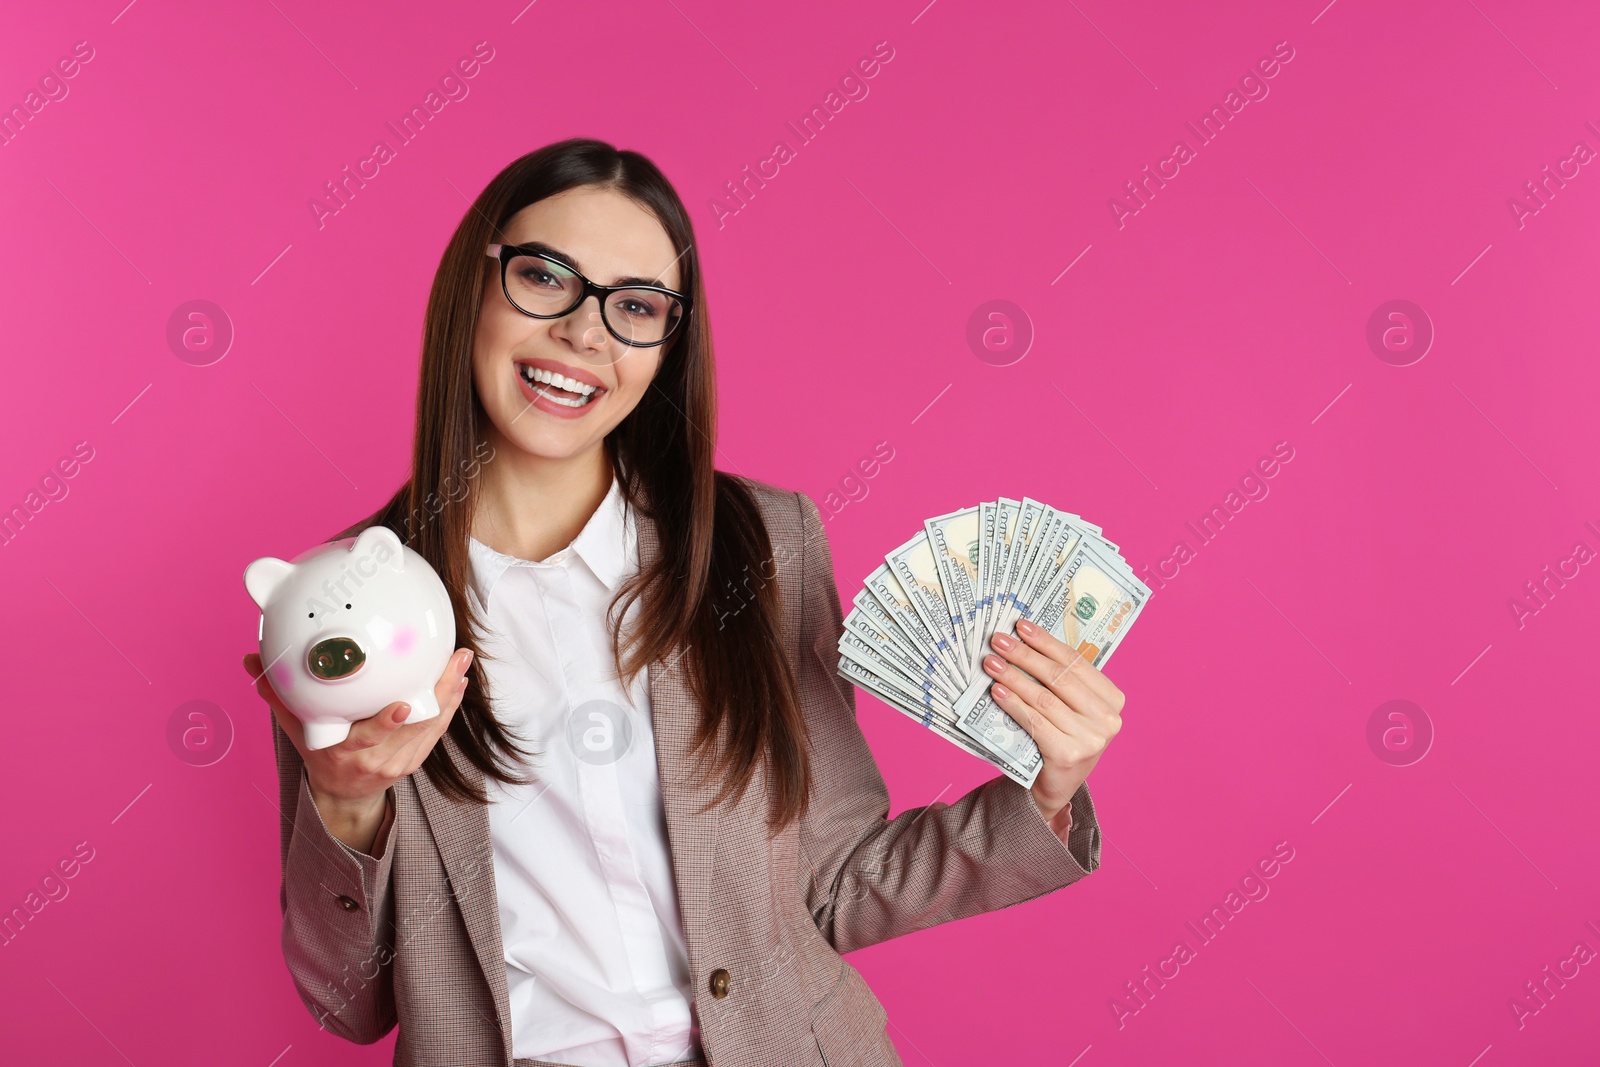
[486,243,693,348]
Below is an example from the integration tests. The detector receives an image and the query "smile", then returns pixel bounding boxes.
[518,364,602,408]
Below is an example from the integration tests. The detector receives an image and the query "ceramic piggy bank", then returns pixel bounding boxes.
[244,525,455,750]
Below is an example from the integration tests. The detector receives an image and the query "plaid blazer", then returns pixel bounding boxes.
[270,477,1104,1066]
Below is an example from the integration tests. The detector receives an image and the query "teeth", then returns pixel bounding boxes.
[520,364,598,396]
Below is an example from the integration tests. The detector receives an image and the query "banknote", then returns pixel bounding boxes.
[836,496,1152,788]
[924,506,983,664]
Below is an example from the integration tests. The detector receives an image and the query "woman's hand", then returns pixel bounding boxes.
[241,648,474,850]
[980,617,1124,835]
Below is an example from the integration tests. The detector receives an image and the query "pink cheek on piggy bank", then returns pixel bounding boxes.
[392,626,418,657]
[269,658,296,695]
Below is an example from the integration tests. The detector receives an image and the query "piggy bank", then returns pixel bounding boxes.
[244,525,455,750]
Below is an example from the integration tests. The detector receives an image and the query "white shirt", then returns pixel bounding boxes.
[466,474,701,1067]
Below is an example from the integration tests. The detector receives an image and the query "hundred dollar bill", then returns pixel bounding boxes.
[983,498,1022,639]
[1002,511,1078,635]
[924,506,982,666]
[1030,538,1152,670]
[949,682,1043,788]
[841,612,960,704]
[885,532,969,685]
[953,536,1151,779]
[992,498,1044,629]
[975,502,998,644]
[842,655,1038,786]
[859,566,966,694]
[837,637,956,725]
[838,624,961,719]
[837,495,1151,790]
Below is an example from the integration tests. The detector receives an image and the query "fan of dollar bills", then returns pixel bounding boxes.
[836,496,1152,789]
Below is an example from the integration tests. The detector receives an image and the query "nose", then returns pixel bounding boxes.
[553,295,612,356]
[307,636,366,681]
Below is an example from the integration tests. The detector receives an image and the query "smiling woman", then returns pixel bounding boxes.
[247,137,1102,1067]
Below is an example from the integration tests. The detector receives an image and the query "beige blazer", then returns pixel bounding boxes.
[270,476,1103,1067]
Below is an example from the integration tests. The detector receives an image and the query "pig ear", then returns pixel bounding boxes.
[352,525,406,572]
[244,558,294,609]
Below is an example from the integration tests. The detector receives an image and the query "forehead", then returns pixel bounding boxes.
[499,186,682,291]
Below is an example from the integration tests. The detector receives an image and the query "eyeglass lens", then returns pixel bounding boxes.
[504,253,684,346]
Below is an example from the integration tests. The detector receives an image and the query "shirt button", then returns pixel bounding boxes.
[708,968,731,999]
[335,895,360,912]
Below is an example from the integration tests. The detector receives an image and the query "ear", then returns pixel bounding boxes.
[352,525,406,572]
[244,557,294,610]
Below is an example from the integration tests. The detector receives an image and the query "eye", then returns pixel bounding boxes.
[516,264,565,290]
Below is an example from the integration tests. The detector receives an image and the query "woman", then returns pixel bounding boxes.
[242,138,1120,1067]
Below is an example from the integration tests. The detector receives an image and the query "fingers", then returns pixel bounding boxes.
[983,652,1084,741]
[242,648,474,774]
[433,649,474,707]
[984,636,1106,726]
[985,660,1115,771]
[387,665,468,777]
[329,648,474,766]
[984,674,1075,766]
[1005,620,1126,713]
[343,701,419,750]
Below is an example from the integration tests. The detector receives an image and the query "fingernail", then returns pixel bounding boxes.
[992,682,1010,699]
[990,632,1016,652]
[1016,619,1038,636]
[462,649,474,670]
[396,703,411,721]
[984,654,1006,675]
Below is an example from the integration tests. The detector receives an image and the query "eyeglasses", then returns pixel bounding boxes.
[486,244,691,356]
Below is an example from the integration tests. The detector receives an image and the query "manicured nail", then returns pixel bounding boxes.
[396,703,411,722]
[1016,619,1038,636]
[992,682,1011,699]
[990,632,1016,652]
[984,654,1006,675]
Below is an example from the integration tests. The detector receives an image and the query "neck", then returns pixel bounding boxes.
[470,429,612,563]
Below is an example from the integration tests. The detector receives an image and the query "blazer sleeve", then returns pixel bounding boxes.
[792,491,1103,955]
[271,714,399,1043]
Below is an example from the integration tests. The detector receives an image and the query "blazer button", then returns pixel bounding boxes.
[335,895,360,912]
[708,968,731,999]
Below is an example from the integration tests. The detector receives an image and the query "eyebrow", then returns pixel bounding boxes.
[510,240,676,290]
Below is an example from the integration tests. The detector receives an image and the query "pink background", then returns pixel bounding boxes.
[3,1,1598,1064]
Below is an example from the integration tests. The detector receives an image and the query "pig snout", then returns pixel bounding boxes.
[307,636,366,681]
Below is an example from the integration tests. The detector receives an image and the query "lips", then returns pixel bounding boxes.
[514,357,609,417]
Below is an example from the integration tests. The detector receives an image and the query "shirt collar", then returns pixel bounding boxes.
[466,474,635,609]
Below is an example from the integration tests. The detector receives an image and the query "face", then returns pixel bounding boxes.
[472,185,683,463]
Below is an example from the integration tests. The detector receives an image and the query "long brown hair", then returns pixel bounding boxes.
[332,139,811,831]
